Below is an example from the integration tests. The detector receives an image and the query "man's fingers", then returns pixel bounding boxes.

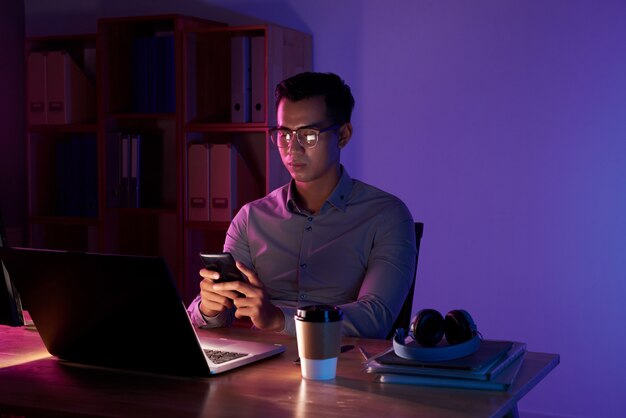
[235,261,260,286]
[199,268,220,280]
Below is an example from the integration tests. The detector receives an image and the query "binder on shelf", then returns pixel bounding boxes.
[132,37,151,113]
[210,143,237,222]
[209,143,261,222]
[46,50,96,124]
[81,135,98,218]
[119,134,130,208]
[188,143,211,221]
[129,134,141,208]
[70,136,86,216]
[250,36,265,123]
[107,131,165,209]
[230,36,251,123]
[106,132,122,208]
[55,139,72,216]
[27,51,47,125]
[155,32,175,113]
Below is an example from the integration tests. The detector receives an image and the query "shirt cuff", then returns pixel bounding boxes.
[188,299,230,328]
[279,306,297,336]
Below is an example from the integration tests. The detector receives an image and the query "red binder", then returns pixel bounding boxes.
[188,143,211,221]
[46,50,95,124]
[26,51,47,125]
[209,143,260,221]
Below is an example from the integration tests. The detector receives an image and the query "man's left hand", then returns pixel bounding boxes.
[211,261,285,332]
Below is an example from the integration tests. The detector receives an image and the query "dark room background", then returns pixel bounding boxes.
[13,1,626,417]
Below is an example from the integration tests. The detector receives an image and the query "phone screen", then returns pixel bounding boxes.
[199,252,246,283]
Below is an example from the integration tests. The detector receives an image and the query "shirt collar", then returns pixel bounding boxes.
[286,165,353,214]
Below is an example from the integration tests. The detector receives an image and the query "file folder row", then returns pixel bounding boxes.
[27,50,96,125]
[107,132,163,209]
[231,36,265,123]
[188,142,260,222]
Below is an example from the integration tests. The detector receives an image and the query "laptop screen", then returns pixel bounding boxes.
[0,247,212,377]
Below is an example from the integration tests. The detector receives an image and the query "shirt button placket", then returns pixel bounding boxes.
[298,216,314,304]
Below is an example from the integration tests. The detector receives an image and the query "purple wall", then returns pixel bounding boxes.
[24,1,626,417]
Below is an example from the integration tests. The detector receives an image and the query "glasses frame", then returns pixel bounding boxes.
[268,124,340,149]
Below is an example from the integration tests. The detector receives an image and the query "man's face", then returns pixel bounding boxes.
[276,96,342,184]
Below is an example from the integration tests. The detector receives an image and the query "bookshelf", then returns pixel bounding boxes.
[25,34,99,252]
[181,24,311,303]
[25,15,312,304]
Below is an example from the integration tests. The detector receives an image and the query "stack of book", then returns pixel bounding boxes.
[106,132,163,209]
[365,340,527,391]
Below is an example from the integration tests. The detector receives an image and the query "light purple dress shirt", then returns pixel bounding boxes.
[187,167,416,338]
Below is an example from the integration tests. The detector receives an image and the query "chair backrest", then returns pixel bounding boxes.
[0,209,25,326]
[386,222,424,339]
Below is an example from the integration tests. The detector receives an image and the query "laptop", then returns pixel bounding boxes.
[0,247,285,377]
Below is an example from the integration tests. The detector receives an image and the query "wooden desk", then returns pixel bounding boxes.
[0,322,558,418]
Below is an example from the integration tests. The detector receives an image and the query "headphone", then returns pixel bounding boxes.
[393,309,481,361]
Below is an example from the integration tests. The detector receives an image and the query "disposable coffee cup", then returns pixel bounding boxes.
[295,305,343,380]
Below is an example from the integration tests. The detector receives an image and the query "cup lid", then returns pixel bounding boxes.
[295,305,343,322]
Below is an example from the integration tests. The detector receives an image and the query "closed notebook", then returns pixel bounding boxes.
[377,352,527,391]
[367,341,526,381]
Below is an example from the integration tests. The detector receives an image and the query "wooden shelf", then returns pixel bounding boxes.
[25,14,311,304]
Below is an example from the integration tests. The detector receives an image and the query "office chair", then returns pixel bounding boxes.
[0,208,25,326]
[386,222,424,339]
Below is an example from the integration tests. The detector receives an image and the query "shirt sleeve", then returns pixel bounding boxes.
[223,204,254,270]
[337,206,417,339]
[186,295,234,328]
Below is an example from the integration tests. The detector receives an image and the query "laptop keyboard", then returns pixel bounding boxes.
[203,349,248,364]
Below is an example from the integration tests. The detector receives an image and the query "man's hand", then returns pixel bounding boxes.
[211,262,285,332]
[198,268,239,318]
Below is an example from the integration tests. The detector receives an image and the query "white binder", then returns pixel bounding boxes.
[250,36,265,123]
[230,36,251,123]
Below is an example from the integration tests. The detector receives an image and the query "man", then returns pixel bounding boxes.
[187,72,416,338]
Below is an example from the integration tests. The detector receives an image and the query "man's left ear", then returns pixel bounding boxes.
[338,122,353,148]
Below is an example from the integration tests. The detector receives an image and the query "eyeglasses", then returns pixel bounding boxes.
[268,124,340,149]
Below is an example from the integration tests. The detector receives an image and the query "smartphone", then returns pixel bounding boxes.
[199,252,246,283]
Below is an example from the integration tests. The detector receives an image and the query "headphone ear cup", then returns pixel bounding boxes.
[444,309,476,345]
[410,309,445,347]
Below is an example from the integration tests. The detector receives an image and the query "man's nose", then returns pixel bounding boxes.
[287,136,304,153]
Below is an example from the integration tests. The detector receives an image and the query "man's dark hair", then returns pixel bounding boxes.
[275,72,355,125]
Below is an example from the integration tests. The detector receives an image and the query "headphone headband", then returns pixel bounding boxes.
[392,328,480,361]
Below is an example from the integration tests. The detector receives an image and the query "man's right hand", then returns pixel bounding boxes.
[198,268,241,318]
